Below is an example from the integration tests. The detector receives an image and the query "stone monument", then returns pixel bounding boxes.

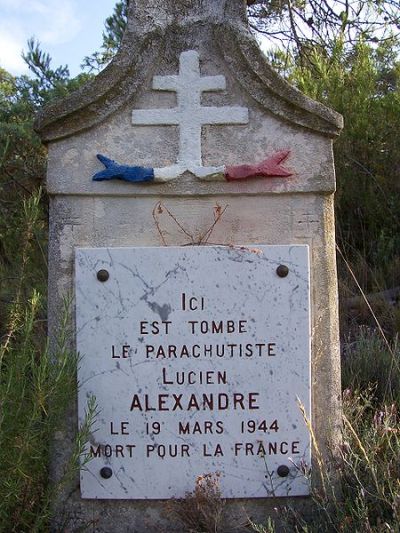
[35,0,343,530]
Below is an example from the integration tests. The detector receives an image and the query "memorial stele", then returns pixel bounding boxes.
[35,0,343,530]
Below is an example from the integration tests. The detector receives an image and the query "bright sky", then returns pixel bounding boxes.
[0,0,117,77]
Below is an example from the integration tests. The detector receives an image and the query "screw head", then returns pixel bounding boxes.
[276,264,289,278]
[100,466,113,479]
[97,269,109,282]
[277,465,290,477]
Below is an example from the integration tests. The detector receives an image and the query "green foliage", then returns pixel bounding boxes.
[0,65,48,332]
[0,294,73,531]
[0,66,46,189]
[23,38,69,96]
[249,0,400,57]
[342,327,400,401]
[102,0,128,52]
[0,193,95,532]
[0,43,95,528]
[0,40,91,330]
[270,38,400,292]
[21,38,92,107]
[82,0,128,73]
[246,38,400,531]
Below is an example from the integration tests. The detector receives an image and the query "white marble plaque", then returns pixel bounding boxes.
[76,245,311,499]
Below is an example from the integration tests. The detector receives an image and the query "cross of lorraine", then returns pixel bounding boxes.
[132,50,249,180]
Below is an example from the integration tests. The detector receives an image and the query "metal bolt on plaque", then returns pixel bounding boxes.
[100,467,113,479]
[276,264,289,278]
[277,465,290,477]
[97,269,110,282]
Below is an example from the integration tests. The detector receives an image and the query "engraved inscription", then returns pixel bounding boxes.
[76,245,311,499]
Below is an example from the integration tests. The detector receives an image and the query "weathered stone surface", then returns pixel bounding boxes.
[39,0,343,531]
[45,98,336,196]
[34,1,342,143]
[47,195,341,531]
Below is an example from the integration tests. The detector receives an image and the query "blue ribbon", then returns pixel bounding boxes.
[93,154,155,183]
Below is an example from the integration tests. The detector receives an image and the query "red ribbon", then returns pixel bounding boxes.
[225,150,292,181]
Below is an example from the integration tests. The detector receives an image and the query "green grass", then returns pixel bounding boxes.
[0,192,96,532]
[248,329,400,533]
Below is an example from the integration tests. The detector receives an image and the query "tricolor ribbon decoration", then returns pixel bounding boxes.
[92,151,292,184]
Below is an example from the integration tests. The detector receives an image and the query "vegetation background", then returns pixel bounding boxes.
[0,0,399,531]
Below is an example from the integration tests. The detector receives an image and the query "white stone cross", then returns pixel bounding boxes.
[132,50,249,180]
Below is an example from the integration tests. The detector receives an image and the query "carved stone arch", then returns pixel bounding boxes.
[35,0,342,143]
